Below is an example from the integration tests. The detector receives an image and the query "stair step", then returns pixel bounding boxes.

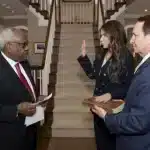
[54,82,93,97]
[51,53,95,66]
[60,27,94,32]
[53,104,90,113]
[53,46,96,54]
[57,44,97,48]
[57,46,96,53]
[52,113,93,129]
[53,54,95,63]
[59,24,93,29]
[56,73,91,84]
[56,81,94,87]
[54,39,99,47]
[55,82,94,92]
[57,31,94,36]
[55,36,98,40]
[52,128,94,137]
[56,75,93,85]
[54,97,91,105]
[55,33,98,39]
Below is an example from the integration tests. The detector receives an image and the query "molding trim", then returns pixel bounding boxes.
[2,15,27,19]
[124,13,145,19]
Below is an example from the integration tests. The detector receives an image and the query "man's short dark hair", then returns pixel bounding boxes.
[138,15,150,35]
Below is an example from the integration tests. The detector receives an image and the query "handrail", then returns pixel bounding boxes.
[99,0,105,24]
[41,0,55,69]
[96,0,135,28]
[95,0,105,29]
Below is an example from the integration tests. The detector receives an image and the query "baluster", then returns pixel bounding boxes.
[44,0,47,10]
[61,1,63,23]
[112,0,115,10]
[39,70,42,95]
[69,3,71,24]
[108,0,112,10]
[72,3,74,23]
[79,3,81,24]
[39,0,43,10]
[103,0,107,17]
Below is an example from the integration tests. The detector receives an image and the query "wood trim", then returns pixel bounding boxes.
[62,0,92,2]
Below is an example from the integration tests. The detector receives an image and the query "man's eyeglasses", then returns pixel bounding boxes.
[10,41,28,49]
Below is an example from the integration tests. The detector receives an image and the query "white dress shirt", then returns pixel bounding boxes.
[101,57,107,67]
[134,53,150,73]
[1,52,36,100]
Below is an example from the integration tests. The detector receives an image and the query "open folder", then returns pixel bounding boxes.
[83,93,125,114]
[25,93,52,126]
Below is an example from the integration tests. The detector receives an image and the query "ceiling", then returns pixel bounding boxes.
[0,0,149,18]
[0,0,149,26]
[0,0,27,19]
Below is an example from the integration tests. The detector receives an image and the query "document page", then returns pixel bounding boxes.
[25,106,44,126]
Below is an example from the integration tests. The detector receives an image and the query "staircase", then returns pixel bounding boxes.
[51,24,97,137]
[28,0,135,150]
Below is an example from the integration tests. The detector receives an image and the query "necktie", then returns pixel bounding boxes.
[15,63,34,98]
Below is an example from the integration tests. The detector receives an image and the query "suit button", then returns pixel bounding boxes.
[99,90,102,93]
[102,83,105,86]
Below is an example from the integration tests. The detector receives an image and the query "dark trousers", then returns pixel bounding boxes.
[93,114,116,150]
[23,124,38,150]
[0,124,37,150]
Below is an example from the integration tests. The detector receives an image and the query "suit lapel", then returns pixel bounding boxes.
[0,53,35,102]
[134,57,150,76]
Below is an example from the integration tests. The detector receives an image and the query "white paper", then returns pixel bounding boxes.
[33,93,52,106]
[25,106,44,126]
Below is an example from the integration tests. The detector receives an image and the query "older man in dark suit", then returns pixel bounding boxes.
[92,15,150,150]
[0,27,37,150]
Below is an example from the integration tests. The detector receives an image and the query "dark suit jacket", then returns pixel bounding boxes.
[105,57,150,150]
[0,53,36,150]
[77,49,134,99]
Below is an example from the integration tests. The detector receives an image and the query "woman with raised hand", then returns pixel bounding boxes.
[77,20,134,150]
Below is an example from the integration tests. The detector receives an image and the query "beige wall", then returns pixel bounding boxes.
[28,11,48,66]
[3,18,27,27]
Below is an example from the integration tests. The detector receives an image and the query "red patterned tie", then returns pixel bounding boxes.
[15,63,34,97]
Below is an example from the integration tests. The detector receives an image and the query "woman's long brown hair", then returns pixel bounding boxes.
[99,20,128,83]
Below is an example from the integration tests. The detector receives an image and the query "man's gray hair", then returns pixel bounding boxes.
[0,27,21,49]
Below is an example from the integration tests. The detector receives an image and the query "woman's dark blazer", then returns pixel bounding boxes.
[77,49,134,99]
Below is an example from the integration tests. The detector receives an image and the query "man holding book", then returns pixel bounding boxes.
[91,15,150,150]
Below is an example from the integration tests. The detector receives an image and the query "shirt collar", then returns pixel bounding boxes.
[134,53,150,73]
[1,51,18,68]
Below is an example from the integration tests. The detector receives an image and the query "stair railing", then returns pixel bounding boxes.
[29,0,58,95]
[95,0,131,30]
[60,0,94,24]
